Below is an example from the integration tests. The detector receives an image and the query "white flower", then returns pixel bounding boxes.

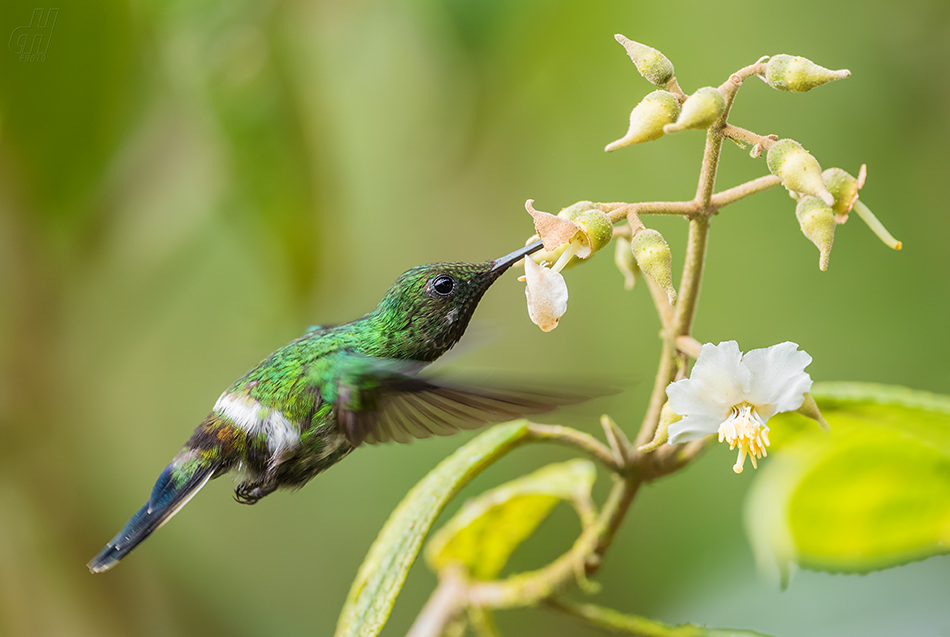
[666,341,813,473]
[523,256,568,332]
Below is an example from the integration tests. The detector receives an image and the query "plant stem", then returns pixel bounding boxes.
[405,57,779,635]
[602,201,697,223]
[674,217,710,333]
[600,171,780,226]
[695,130,724,208]
[465,475,640,608]
[675,335,702,359]
[644,274,675,329]
[634,127,719,450]
[635,341,677,448]
[721,124,776,150]
[711,175,781,208]
[407,570,468,637]
[528,423,627,474]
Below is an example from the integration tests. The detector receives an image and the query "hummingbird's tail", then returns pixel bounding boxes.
[88,456,219,573]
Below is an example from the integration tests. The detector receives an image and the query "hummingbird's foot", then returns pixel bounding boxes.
[234,480,276,505]
[234,450,292,504]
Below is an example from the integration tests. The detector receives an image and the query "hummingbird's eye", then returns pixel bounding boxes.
[430,274,456,297]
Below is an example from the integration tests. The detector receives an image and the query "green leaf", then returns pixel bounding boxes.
[335,420,532,637]
[549,599,774,637]
[425,459,596,580]
[746,382,950,582]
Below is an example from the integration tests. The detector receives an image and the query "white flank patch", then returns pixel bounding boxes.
[214,392,301,457]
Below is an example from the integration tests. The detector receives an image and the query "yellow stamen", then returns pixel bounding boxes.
[717,404,770,474]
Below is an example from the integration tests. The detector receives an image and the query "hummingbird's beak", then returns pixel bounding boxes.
[490,239,544,277]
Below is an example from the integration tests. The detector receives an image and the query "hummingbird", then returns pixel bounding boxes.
[88,239,579,573]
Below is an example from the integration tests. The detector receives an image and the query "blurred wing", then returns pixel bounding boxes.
[330,355,599,446]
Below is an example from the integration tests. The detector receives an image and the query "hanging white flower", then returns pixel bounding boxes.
[666,341,814,473]
[523,256,568,332]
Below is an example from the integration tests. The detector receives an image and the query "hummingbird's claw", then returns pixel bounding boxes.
[234,481,276,505]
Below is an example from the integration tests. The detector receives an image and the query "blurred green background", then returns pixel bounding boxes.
[1,0,948,635]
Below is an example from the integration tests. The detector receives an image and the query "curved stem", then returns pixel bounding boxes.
[465,475,640,608]
[408,570,468,637]
[527,423,627,474]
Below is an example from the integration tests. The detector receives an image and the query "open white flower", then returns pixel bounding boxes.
[523,256,568,332]
[666,341,813,473]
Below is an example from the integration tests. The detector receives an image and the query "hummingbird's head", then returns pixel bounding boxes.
[370,241,544,361]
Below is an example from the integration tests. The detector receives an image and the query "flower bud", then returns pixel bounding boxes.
[765,54,850,93]
[614,237,638,290]
[526,200,612,260]
[767,139,835,206]
[614,34,674,86]
[631,228,676,304]
[605,90,680,152]
[637,402,681,453]
[663,87,726,134]
[526,199,583,251]
[796,196,836,271]
[560,206,613,258]
[821,165,865,218]
[819,166,902,251]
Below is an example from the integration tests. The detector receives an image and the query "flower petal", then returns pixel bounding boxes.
[668,414,722,444]
[742,342,813,418]
[524,257,569,332]
[684,341,749,409]
[525,199,581,251]
[666,378,731,420]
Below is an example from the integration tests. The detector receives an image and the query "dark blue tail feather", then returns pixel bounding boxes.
[88,460,217,573]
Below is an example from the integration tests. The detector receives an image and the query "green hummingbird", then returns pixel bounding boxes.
[88,240,580,573]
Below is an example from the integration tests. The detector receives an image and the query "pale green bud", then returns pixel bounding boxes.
[614,34,674,86]
[819,166,902,251]
[561,206,613,258]
[526,200,610,260]
[767,139,835,206]
[637,402,681,453]
[605,90,680,152]
[796,196,836,271]
[765,54,850,93]
[613,237,638,290]
[663,87,725,134]
[631,228,676,304]
[821,165,865,217]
